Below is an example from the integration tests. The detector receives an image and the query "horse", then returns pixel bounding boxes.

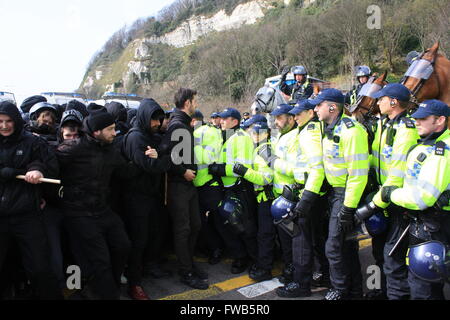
[251,85,287,114]
[401,42,450,110]
[344,71,387,123]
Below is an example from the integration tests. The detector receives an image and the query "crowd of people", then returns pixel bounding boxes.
[0,64,449,301]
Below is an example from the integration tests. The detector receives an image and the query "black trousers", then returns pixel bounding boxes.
[383,208,410,300]
[325,188,362,294]
[123,194,164,286]
[64,212,131,299]
[0,213,62,300]
[293,194,329,287]
[257,200,276,270]
[167,182,201,274]
[42,205,65,289]
[197,185,224,254]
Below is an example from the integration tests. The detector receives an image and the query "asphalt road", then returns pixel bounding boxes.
[111,238,448,301]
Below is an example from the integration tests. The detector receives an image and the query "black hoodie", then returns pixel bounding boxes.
[0,101,59,216]
[105,101,130,136]
[56,113,133,217]
[121,98,171,197]
[159,108,197,184]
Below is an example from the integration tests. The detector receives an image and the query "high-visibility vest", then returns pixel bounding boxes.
[219,129,255,188]
[293,120,325,195]
[193,124,223,187]
[272,128,299,196]
[370,114,420,208]
[322,114,369,208]
[242,142,274,203]
[390,129,450,211]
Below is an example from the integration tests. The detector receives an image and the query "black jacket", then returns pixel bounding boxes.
[280,80,313,101]
[159,109,197,184]
[0,101,59,216]
[56,122,134,217]
[121,99,171,197]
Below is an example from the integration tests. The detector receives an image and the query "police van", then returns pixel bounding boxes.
[101,92,143,109]
[41,92,88,105]
[0,91,16,105]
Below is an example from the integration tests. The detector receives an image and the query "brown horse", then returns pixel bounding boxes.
[344,72,387,123]
[401,42,450,108]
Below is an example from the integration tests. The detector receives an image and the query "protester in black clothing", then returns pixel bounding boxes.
[159,88,207,290]
[27,102,58,143]
[0,101,62,300]
[105,101,130,137]
[66,99,89,119]
[56,104,133,300]
[19,95,47,123]
[121,98,172,300]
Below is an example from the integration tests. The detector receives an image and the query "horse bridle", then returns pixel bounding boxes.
[401,51,437,106]
[255,88,276,113]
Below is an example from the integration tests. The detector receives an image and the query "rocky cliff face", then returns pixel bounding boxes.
[82,0,317,95]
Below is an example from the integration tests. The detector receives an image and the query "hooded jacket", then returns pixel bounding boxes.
[0,101,59,216]
[121,98,171,197]
[56,116,134,217]
[105,101,130,136]
[159,108,197,184]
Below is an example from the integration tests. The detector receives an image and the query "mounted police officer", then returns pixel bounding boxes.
[280,66,314,103]
[356,83,420,300]
[385,99,450,299]
[345,65,371,106]
[311,88,369,300]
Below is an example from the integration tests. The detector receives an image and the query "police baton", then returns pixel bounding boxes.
[388,223,410,257]
[16,175,61,185]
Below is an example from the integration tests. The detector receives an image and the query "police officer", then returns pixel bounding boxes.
[280,66,313,102]
[209,112,221,129]
[233,121,277,282]
[345,65,371,106]
[276,99,328,297]
[310,88,369,300]
[208,108,258,274]
[357,83,420,300]
[269,103,298,283]
[192,109,225,265]
[385,100,450,299]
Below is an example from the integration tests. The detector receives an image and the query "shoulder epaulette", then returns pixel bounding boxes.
[435,141,447,156]
[341,117,355,129]
[401,117,416,129]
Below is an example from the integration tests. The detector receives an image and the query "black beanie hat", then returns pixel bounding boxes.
[85,103,115,132]
[66,99,89,118]
[20,95,47,113]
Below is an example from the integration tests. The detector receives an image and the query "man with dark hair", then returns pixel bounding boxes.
[56,104,133,299]
[0,101,62,299]
[121,98,172,300]
[159,88,207,290]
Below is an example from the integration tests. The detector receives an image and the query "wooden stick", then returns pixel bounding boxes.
[16,175,61,185]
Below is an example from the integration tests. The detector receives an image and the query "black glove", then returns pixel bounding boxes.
[208,163,226,177]
[232,163,248,177]
[338,205,356,233]
[281,66,290,79]
[258,144,278,167]
[381,186,399,203]
[293,190,319,219]
[434,190,450,211]
[355,201,379,223]
[0,167,22,181]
